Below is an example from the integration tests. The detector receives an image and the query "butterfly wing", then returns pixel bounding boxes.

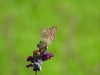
[47,26,57,42]
[41,26,57,44]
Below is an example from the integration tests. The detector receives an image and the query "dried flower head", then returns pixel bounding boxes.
[41,26,57,44]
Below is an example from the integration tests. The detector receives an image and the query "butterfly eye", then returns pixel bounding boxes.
[37,41,43,48]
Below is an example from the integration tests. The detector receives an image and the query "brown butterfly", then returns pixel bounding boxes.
[41,26,57,44]
[33,26,57,56]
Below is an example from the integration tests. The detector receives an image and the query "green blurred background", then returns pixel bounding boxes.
[0,0,100,75]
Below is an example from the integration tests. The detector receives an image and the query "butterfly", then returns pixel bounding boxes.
[33,26,57,55]
[41,26,57,44]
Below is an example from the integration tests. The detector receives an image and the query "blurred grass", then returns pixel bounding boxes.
[0,0,100,75]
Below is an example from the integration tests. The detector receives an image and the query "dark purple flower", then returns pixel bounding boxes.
[41,52,54,61]
[26,41,54,72]
[26,63,33,68]
[27,56,33,62]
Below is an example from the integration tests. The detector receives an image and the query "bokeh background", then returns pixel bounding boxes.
[0,0,100,75]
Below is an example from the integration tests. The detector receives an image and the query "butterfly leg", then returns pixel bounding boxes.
[33,50,39,55]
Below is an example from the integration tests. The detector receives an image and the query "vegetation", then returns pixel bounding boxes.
[0,0,100,75]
